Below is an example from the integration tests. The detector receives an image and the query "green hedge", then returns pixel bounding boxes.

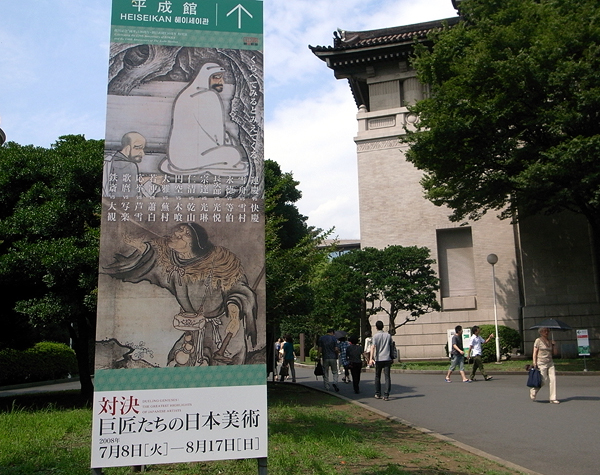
[478,325,521,363]
[0,342,78,386]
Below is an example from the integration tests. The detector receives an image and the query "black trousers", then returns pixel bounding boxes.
[349,362,362,393]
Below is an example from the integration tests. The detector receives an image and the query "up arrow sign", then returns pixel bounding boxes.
[227,4,253,29]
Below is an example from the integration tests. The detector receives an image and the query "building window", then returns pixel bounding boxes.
[437,227,476,299]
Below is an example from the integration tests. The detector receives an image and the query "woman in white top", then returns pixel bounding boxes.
[531,327,559,403]
[363,332,373,368]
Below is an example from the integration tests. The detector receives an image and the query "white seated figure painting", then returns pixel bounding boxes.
[162,62,249,177]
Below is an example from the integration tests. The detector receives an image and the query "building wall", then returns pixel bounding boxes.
[355,102,522,359]
[345,57,600,358]
[518,213,600,356]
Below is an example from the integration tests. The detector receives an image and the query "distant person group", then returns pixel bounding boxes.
[446,324,495,383]
[275,335,296,383]
[282,322,560,404]
[315,321,394,398]
[446,324,560,403]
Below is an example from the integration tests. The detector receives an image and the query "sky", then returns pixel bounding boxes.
[0,0,458,239]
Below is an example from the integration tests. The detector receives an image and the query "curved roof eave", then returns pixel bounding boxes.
[309,16,459,56]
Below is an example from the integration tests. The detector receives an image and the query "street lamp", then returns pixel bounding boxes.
[487,254,501,362]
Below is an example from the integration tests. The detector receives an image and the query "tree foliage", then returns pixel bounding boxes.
[477,324,521,363]
[312,252,367,338]
[405,0,600,232]
[0,135,103,398]
[314,246,440,336]
[264,160,331,337]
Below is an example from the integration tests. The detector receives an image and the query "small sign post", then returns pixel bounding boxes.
[577,329,590,371]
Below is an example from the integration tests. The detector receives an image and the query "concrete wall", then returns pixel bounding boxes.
[519,213,600,355]
[354,103,522,359]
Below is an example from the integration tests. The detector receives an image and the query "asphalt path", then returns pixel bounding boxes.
[0,380,81,398]
[290,364,600,475]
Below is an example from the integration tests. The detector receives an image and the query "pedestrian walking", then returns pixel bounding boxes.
[282,334,296,383]
[530,327,559,403]
[445,325,470,383]
[363,331,373,368]
[318,328,340,392]
[468,326,494,381]
[346,335,364,394]
[369,320,393,400]
[338,336,350,383]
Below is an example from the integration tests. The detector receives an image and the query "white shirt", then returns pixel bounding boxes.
[470,334,485,357]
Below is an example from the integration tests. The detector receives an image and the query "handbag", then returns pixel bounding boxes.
[391,341,398,361]
[526,367,542,388]
[314,360,324,378]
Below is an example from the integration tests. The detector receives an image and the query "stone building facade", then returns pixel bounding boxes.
[310,12,599,358]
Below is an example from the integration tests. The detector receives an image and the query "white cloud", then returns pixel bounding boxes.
[1,0,459,237]
[5,106,106,148]
[0,30,37,92]
[266,82,359,238]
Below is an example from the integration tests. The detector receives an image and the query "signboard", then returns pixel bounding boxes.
[577,329,590,356]
[91,0,265,469]
[447,328,470,356]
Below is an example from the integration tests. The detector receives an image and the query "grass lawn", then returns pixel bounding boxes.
[0,383,526,475]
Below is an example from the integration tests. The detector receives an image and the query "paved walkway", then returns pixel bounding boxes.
[291,364,600,475]
[0,379,81,398]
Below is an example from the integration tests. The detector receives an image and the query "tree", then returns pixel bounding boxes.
[477,324,521,363]
[404,0,600,277]
[264,160,331,335]
[312,253,366,338]
[0,135,103,399]
[315,246,440,335]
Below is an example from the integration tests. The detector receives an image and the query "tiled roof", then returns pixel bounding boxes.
[309,17,459,53]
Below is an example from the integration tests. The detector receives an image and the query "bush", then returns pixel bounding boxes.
[309,347,319,361]
[478,325,521,363]
[0,342,78,386]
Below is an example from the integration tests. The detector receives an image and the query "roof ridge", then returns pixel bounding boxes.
[309,16,459,52]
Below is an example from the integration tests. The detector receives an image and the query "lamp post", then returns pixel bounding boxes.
[487,254,501,362]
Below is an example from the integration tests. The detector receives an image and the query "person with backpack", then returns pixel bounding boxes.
[445,325,471,383]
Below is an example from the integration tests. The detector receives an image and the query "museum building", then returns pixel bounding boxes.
[310,3,599,359]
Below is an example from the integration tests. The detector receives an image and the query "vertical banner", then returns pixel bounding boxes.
[91,0,265,468]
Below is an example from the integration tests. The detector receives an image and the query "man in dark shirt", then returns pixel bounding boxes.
[445,325,470,383]
[318,328,340,392]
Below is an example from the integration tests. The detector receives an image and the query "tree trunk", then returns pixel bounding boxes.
[388,304,397,335]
